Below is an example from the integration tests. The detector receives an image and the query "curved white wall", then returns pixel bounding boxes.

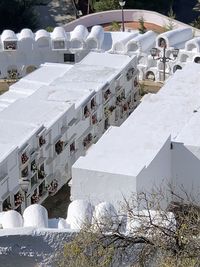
[63,10,199,36]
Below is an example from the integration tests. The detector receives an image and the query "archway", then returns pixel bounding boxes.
[187,43,197,52]
[145,71,155,81]
[194,57,200,64]
[173,65,182,73]
[158,37,166,48]
[180,54,189,63]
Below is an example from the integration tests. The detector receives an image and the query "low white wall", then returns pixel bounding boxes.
[64,10,199,34]
[0,229,74,267]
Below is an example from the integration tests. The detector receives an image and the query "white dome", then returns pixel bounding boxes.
[19,29,34,40]
[1,30,17,41]
[58,218,70,229]
[66,199,94,230]
[2,210,23,229]
[93,202,118,230]
[51,27,66,40]
[35,29,50,41]
[23,204,48,228]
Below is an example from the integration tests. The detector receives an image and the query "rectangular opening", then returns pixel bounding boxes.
[64,53,75,63]
[4,41,17,50]
[53,40,65,49]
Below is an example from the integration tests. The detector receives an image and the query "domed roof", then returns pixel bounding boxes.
[70,25,88,41]
[1,30,17,41]
[23,204,48,228]
[35,29,50,41]
[58,218,70,229]
[19,28,34,40]
[66,199,94,229]
[51,27,66,40]
[2,210,23,228]
[93,202,118,230]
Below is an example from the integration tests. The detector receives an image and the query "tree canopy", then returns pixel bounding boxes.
[0,0,44,32]
[58,188,200,267]
[126,0,174,14]
[78,0,175,15]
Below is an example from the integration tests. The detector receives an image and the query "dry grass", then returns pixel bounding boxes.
[0,80,17,95]
[140,80,163,94]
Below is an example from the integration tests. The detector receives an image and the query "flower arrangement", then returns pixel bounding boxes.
[39,136,46,147]
[31,193,39,204]
[104,89,111,101]
[92,115,97,124]
[21,152,29,164]
[14,193,24,206]
[47,179,58,196]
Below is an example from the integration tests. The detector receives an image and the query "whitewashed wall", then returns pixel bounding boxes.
[63,10,198,34]
[172,142,200,202]
[71,167,136,210]
[136,137,172,208]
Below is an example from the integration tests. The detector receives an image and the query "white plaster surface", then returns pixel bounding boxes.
[23,204,48,228]
[2,210,23,229]
[66,199,94,229]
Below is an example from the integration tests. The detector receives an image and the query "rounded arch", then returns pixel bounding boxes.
[126,42,139,52]
[173,65,182,73]
[71,39,83,49]
[87,39,97,49]
[145,71,155,81]
[35,30,50,49]
[158,37,166,48]
[180,54,189,63]
[187,43,197,52]
[26,65,37,74]
[194,56,200,64]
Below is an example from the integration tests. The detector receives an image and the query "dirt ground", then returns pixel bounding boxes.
[103,21,165,33]
[0,80,17,95]
[139,80,163,94]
